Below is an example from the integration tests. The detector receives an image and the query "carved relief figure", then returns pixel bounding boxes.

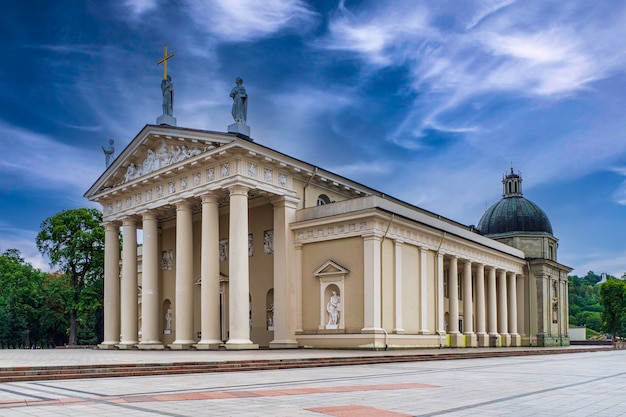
[248,234,254,257]
[230,77,248,123]
[219,239,228,262]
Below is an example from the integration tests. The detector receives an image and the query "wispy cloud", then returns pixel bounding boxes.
[0,122,102,191]
[182,0,319,42]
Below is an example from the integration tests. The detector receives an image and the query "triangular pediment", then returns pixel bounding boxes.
[85,125,239,198]
[313,260,349,277]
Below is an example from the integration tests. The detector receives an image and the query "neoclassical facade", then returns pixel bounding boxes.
[85,124,570,350]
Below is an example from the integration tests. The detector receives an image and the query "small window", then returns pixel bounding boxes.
[458,272,462,300]
[443,270,449,298]
[317,194,331,206]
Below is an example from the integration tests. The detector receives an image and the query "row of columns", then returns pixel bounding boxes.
[446,256,520,347]
[100,185,298,350]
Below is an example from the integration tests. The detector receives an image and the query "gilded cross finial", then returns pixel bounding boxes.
[156,44,175,80]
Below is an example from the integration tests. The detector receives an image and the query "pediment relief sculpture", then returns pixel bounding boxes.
[122,140,214,184]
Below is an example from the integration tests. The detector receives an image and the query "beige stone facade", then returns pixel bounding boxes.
[85,125,570,350]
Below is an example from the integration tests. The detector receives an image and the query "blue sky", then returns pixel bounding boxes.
[2,0,626,277]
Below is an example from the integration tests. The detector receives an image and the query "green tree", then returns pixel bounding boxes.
[36,208,105,346]
[598,279,626,339]
[0,249,45,347]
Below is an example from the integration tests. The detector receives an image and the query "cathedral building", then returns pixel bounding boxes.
[85,78,570,350]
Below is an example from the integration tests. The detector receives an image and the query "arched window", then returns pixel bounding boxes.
[317,194,331,206]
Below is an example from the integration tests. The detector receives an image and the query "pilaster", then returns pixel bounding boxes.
[269,195,299,349]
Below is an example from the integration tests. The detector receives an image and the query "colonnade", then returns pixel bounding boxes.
[99,186,297,350]
[444,255,521,347]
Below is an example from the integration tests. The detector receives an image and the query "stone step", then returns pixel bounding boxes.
[0,346,612,383]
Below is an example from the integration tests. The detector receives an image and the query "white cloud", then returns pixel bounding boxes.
[0,122,102,191]
[183,0,318,42]
[124,0,158,17]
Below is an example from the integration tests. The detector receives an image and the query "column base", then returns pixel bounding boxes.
[169,341,196,350]
[476,332,489,347]
[137,341,165,350]
[195,340,223,350]
[225,341,259,350]
[489,333,500,347]
[393,328,406,334]
[116,342,138,350]
[269,339,299,349]
[500,333,511,347]
[449,332,464,347]
[463,332,478,347]
[98,342,119,350]
[510,333,521,347]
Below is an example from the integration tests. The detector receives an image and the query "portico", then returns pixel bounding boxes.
[86,125,569,350]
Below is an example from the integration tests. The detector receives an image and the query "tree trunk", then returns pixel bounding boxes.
[69,311,77,346]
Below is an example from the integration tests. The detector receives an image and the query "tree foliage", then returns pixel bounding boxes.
[0,250,70,347]
[36,208,105,345]
[568,271,605,332]
[599,278,626,338]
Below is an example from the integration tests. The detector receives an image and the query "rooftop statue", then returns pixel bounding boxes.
[102,139,115,168]
[161,75,174,116]
[230,77,248,123]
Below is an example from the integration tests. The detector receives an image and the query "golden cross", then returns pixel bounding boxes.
[156,44,175,80]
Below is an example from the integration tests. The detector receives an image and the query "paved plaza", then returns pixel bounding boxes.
[0,348,624,416]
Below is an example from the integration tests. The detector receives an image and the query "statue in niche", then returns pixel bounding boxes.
[230,77,247,123]
[248,234,254,257]
[165,308,172,331]
[267,304,274,329]
[326,290,340,326]
[219,239,228,261]
[102,139,115,168]
[263,230,274,254]
[161,75,174,116]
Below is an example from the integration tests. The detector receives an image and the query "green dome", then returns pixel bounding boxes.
[477,168,553,236]
[477,196,553,236]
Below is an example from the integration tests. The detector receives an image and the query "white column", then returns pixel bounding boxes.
[295,244,303,334]
[393,239,405,333]
[362,233,382,332]
[226,185,257,349]
[508,272,520,346]
[462,260,476,346]
[436,253,445,335]
[119,218,138,348]
[196,194,222,349]
[171,200,195,348]
[475,263,488,346]
[448,256,459,333]
[418,246,429,334]
[139,211,163,348]
[497,269,510,346]
[487,267,498,341]
[100,222,120,349]
[270,195,299,349]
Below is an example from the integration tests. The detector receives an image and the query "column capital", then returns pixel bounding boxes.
[174,199,193,211]
[361,231,384,241]
[122,217,138,227]
[200,192,220,204]
[103,221,121,231]
[141,210,158,221]
[228,184,250,197]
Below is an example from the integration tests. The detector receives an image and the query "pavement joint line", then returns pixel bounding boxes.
[0,382,437,410]
[413,371,626,417]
